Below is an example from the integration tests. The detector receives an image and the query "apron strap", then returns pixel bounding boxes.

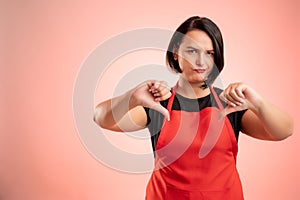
[166,83,177,113]
[166,83,237,158]
[209,86,224,110]
[167,83,224,112]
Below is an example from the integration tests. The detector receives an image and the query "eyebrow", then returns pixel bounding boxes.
[185,46,214,52]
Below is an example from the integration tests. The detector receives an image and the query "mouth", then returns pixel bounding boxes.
[193,68,206,73]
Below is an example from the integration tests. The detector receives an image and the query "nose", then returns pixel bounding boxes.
[195,52,205,67]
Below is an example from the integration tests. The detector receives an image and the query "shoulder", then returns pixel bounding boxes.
[211,86,225,106]
[212,86,223,95]
[159,97,169,108]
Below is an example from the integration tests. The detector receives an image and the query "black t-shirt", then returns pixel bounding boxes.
[144,87,247,153]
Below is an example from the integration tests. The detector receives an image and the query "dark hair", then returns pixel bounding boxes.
[166,16,224,87]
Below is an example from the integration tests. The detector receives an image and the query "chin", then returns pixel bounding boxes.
[182,75,206,85]
[187,79,206,85]
[192,76,207,83]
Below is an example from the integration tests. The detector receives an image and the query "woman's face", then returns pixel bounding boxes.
[176,30,215,85]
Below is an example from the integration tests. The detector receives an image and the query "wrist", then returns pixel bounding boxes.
[127,89,140,109]
[250,96,266,114]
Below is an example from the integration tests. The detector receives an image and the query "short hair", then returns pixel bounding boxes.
[166,16,224,87]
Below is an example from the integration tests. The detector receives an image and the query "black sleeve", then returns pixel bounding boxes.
[143,100,168,134]
[227,110,247,141]
[143,107,151,126]
[143,100,168,152]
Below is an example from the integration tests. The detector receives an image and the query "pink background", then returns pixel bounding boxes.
[2,0,300,199]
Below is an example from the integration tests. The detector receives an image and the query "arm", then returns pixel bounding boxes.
[220,83,293,141]
[94,81,171,132]
[94,92,147,132]
[240,99,293,141]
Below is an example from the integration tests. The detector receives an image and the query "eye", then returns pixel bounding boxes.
[206,51,214,57]
[186,49,198,54]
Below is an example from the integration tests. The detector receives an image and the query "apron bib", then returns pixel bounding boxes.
[145,85,244,200]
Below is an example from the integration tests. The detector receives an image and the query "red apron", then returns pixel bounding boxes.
[145,85,244,200]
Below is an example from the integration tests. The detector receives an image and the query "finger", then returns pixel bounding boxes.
[149,81,162,93]
[224,106,237,115]
[151,81,169,90]
[148,80,162,90]
[152,81,161,89]
[151,104,170,121]
[219,91,227,102]
[231,84,246,100]
[147,81,154,88]
[150,82,170,96]
[154,91,172,101]
[156,84,170,95]
[223,85,237,105]
[224,86,246,106]
[220,91,237,107]
[228,89,244,106]
[153,86,171,97]
[235,85,245,99]
[218,106,236,120]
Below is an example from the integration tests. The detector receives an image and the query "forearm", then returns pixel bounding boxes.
[94,80,171,130]
[94,89,136,129]
[252,98,294,140]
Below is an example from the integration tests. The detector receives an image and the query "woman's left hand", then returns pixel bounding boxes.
[219,82,263,117]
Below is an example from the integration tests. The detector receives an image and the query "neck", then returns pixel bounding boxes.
[176,78,210,98]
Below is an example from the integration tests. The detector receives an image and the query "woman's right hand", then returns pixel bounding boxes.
[131,80,172,121]
[94,80,172,132]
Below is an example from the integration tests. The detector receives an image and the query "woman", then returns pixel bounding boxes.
[94,16,293,200]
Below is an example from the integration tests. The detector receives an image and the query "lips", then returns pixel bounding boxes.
[194,68,206,73]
